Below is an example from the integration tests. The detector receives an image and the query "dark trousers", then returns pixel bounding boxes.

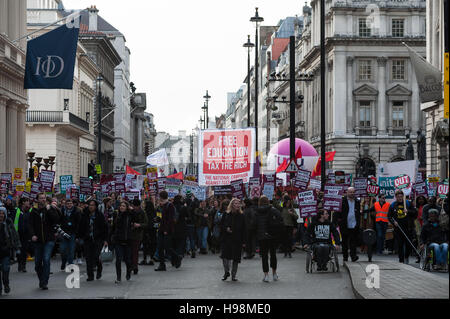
[17,239,29,271]
[341,228,358,260]
[283,226,294,254]
[259,239,277,273]
[130,240,140,271]
[157,231,178,264]
[245,229,256,257]
[115,243,132,280]
[375,222,388,254]
[312,243,331,268]
[142,231,157,260]
[174,236,186,257]
[394,228,413,262]
[0,251,10,291]
[83,240,103,279]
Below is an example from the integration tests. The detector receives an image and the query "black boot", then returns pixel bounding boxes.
[155,263,166,271]
[191,250,196,258]
[126,269,131,280]
[222,272,230,281]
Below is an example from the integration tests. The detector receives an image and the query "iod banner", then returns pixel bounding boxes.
[198,128,255,186]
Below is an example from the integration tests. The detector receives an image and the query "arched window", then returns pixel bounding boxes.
[356,158,376,177]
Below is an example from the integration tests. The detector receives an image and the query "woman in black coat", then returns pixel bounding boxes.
[219,198,245,281]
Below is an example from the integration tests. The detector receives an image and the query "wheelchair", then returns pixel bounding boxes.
[419,244,449,272]
[305,243,339,273]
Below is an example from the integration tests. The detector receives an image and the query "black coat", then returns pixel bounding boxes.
[304,220,341,246]
[78,208,108,243]
[28,206,60,243]
[110,210,135,244]
[388,200,417,232]
[420,223,448,245]
[336,196,361,231]
[17,208,31,241]
[253,205,280,241]
[219,212,245,262]
[60,206,82,236]
[244,205,257,232]
[173,203,188,239]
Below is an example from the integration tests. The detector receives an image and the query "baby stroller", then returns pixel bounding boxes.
[419,244,449,272]
[306,243,340,273]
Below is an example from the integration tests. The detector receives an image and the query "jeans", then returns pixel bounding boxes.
[115,243,132,280]
[197,226,208,250]
[186,225,196,252]
[33,241,55,287]
[429,243,449,265]
[375,222,388,254]
[60,236,76,267]
[259,239,277,273]
[222,258,238,277]
[0,253,10,291]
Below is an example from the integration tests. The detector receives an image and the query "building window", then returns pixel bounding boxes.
[358,60,372,81]
[359,101,371,127]
[392,101,404,128]
[392,60,405,80]
[392,19,405,37]
[359,18,371,37]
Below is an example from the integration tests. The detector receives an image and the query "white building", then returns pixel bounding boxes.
[421,0,448,179]
[155,130,192,176]
[0,0,28,176]
[25,0,99,183]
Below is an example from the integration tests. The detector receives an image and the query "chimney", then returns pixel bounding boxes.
[88,5,99,31]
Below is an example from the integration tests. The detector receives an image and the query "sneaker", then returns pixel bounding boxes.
[41,285,48,290]
[77,259,83,265]
[155,264,166,271]
[4,285,10,294]
[273,273,279,281]
[61,264,66,271]
[115,279,121,284]
[351,256,359,262]
[262,274,269,282]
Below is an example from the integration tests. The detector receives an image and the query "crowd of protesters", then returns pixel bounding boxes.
[0,187,448,296]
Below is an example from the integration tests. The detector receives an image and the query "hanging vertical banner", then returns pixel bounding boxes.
[198,128,255,186]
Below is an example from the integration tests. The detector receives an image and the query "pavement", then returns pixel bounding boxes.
[2,249,354,299]
[344,253,449,299]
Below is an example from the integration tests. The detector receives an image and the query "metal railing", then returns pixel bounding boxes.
[26,111,63,122]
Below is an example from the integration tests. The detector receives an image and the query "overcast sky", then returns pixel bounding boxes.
[63,0,305,136]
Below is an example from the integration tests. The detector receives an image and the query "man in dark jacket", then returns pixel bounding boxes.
[140,198,157,265]
[336,187,361,262]
[15,197,31,272]
[59,199,81,270]
[1,206,21,295]
[130,199,148,274]
[388,189,417,264]
[155,191,181,271]
[420,209,448,269]
[28,193,60,290]
[77,199,108,281]
[173,195,187,260]
[243,198,257,259]
[304,210,341,271]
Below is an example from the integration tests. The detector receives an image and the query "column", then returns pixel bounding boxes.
[16,104,26,172]
[346,57,354,133]
[7,0,19,42]
[0,96,7,172]
[6,102,18,173]
[377,57,387,135]
[19,0,27,50]
[137,118,143,156]
[0,0,8,36]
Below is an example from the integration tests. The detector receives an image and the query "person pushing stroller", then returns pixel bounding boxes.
[303,210,341,271]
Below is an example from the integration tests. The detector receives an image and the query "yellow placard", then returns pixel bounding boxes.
[14,168,23,180]
[444,52,449,119]
[25,181,31,192]
[16,183,25,192]
[33,166,39,179]
[146,167,157,174]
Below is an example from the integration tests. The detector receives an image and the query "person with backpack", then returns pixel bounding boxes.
[219,198,245,281]
[0,207,21,295]
[254,196,282,282]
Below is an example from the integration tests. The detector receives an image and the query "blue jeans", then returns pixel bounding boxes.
[33,241,55,287]
[0,254,10,291]
[59,236,76,266]
[197,226,208,250]
[186,225,196,252]
[429,243,449,265]
[375,222,388,254]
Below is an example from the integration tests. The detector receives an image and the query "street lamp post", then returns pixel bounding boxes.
[320,0,326,190]
[251,7,263,160]
[243,35,255,127]
[96,75,103,171]
[203,90,211,129]
[201,103,207,130]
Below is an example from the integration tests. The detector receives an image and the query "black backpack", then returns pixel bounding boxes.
[267,207,284,239]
